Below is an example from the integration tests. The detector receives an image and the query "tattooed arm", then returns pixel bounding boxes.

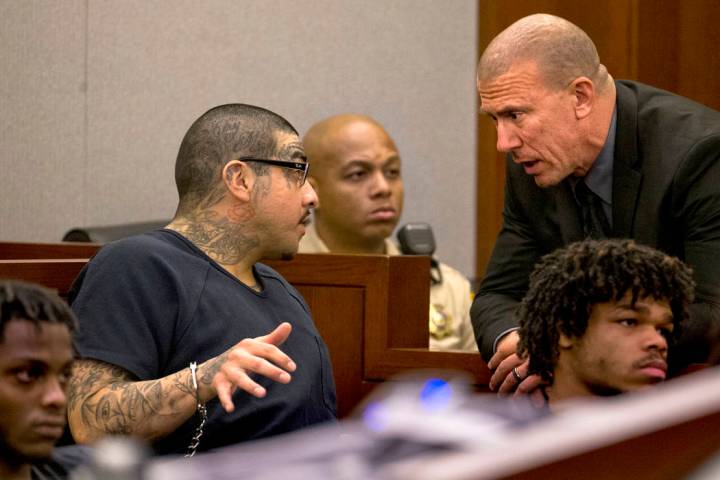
[68,322,296,444]
[67,354,223,444]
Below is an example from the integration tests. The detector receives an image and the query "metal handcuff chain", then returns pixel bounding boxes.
[185,361,208,458]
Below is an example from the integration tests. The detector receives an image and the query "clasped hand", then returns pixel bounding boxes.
[488,331,543,399]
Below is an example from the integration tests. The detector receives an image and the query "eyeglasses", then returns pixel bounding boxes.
[238,157,309,186]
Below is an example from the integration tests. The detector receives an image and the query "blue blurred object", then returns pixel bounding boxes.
[143,366,720,480]
[145,370,546,480]
[362,401,390,432]
[418,378,453,412]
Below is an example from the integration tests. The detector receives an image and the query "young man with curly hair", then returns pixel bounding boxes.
[0,280,85,480]
[515,239,695,406]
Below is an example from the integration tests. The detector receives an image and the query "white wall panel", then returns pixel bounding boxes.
[0,0,87,241]
[2,0,477,276]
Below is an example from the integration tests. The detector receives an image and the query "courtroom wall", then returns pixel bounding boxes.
[0,0,478,277]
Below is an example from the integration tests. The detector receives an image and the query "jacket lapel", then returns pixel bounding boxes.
[612,82,643,238]
[551,181,584,243]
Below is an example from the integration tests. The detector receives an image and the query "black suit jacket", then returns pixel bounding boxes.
[471,80,720,370]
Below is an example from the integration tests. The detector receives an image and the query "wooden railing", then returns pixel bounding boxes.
[0,244,490,417]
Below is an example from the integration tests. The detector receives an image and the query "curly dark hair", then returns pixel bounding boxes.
[517,239,695,383]
[0,280,77,341]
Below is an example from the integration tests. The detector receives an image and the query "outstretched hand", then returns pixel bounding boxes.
[210,322,296,412]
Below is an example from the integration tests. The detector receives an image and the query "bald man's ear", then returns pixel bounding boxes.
[222,160,253,202]
[571,77,595,120]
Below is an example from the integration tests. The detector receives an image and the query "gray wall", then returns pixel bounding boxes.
[0,0,478,277]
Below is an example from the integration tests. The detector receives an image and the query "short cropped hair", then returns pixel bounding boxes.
[477,14,609,91]
[174,103,298,215]
[517,239,695,382]
[0,280,77,341]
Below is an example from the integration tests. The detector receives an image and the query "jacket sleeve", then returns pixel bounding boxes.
[670,134,720,368]
[471,160,544,361]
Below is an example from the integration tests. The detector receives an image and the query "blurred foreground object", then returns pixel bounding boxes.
[71,437,148,480]
[147,371,543,480]
[146,367,720,479]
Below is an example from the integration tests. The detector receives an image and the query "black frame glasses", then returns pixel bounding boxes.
[238,157,309,186]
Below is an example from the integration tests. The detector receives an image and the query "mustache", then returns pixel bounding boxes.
[632,352,667,370]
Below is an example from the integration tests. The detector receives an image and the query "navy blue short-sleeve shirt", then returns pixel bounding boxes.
[70,229,337,454]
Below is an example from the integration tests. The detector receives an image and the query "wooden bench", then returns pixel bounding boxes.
[0,251,489,417]
[0,241,102,259]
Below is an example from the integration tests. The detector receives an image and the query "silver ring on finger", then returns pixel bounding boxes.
[512,367,523,383]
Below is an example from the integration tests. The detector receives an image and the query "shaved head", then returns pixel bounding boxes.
[302,114,403,253]
[478,13,609,92]
[174,103,298,216]
[304,114,396,180]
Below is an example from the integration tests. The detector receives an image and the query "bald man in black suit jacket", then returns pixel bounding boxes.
[473,13,720,395]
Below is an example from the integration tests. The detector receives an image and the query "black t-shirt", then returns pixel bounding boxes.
[70,229,337,454]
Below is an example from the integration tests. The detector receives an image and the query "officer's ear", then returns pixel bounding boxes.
[222,160,253,203]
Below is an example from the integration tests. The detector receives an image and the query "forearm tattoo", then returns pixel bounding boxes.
[68,359,198,442]
[199,351,228,386]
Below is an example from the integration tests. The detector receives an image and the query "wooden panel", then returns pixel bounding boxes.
[0,241,102,259]
[268,255,491,394]
[635,0,679,94]
[0,259,87,296]
[676,5,720,110]
[266,254,430,351]
[295,285,366,418]
[364,348,489,390]
[1,252,491,418]
[637,0,720,110]
[387,256,431,348]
